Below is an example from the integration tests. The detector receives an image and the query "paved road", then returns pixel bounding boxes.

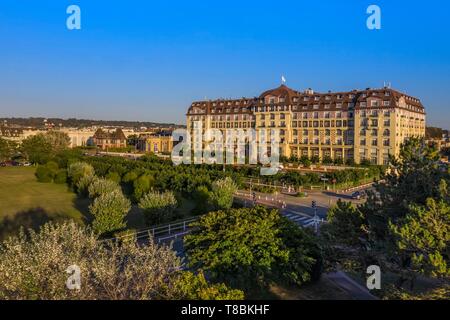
[236,188,368,227]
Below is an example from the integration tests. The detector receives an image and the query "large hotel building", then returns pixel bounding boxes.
[186,84,426,165]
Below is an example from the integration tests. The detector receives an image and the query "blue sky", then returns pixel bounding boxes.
[0,0,449,127]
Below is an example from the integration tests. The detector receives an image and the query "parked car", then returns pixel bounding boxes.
[351,191,367,200]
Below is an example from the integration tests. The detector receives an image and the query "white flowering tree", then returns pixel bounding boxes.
[0,221,181,300]
[0,221,244,300]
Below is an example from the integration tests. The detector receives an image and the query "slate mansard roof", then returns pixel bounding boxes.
[187,85,425,115]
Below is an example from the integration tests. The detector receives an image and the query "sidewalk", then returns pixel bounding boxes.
[324,271,378,300]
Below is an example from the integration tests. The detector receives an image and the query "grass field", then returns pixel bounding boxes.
[0,167,89,240]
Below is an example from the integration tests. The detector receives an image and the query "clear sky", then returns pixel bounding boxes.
[0,0,449,128]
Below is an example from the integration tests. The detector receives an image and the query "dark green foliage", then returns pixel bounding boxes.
[105,171,121,184]
[0,138,17,162]
[173,271,245,300]
[54,169,68,184]
[133,174,155,201]
[324,137,450,290]
[185,206,322,290]
[21,134,53,164]
[35,165,54,183]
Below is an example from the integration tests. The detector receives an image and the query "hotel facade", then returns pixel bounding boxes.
[186,84,426,165]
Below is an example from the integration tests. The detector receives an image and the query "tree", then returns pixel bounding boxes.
[300,156,312,167]
[133,174,155,201]
[0,138,16,162]
[208,177,237,211]
[389,198,449,279]
[35,165,54,183]
[324,137,450,291]
[89,189,131,235]
[0,221,183,300]
[106,171,121,184]
[185,207,287,289]
[325,200,365,247]
[21,134,53,164]
[45,131,71,152]
[67,162,95,187]
[362,137,444,241]
[172,271,244,300]
[184,206,322,290]
[88,177,121,199]
[139,191,178,226]
[54,169,68,184]
[277,217,323,286]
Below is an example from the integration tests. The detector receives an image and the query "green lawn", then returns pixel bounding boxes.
[0,167,89,240]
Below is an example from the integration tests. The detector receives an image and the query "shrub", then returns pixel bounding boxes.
[133,174,155,201]
[89,189,131,236]
[173,271,245,300]
[209,177,237,211]
[88,177,120,199]
[139,191,178,226]
[105,171,121,184]
[76,174,96,195]
[35,165,54,183]
[54,169,68,184]
[68,162,95,186]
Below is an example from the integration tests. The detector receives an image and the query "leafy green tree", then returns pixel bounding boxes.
[173,271,245,300]
[35,165,54,183]
[208,177,237,211]
[193,185,212,214]
[105,171,121,184]
[362,137,444,241]
[389,198,449,278]
[133,174,155,201]
[54,169,67,184]
[185,207,287,288]
[89,189,131,235]
[324,137,450,290]
[300,155,312,167]
[45,131,71,152]
[277,217,323,286]
[0,138,16,162]
[310,156,320,164]
[21,134,53,164]
[35,161,59,183]
[67,162,95,186]
[322,156,333,165]
[139,191,178,226]
[325,200,365,247]
[88,177,121,199]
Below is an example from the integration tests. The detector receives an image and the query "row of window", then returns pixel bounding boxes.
[359,139,391,146]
